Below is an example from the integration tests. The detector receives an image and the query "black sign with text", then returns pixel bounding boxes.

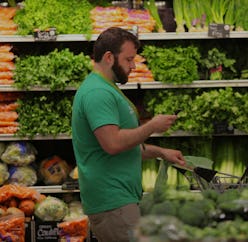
[34,28,57,41]
[208,23,230,38]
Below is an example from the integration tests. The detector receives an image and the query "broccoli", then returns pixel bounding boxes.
[137,214,185,238]
[153,160,169,203]
[150,200,179,217]
[202,189,219,202]
[177,200,212,227]
[216,189,240,205]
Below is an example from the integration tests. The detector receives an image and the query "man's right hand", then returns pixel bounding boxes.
[149,114,177,133]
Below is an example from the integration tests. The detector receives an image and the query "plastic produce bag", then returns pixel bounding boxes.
[0,214,25,242]
[0,142,5,156]
[0,162,9,185]
[35,196,68,221]
[39,155,70,185]
[58,216,89,240]
[8,165,37,186]
[63,201,85,221]
[1,141,37,166]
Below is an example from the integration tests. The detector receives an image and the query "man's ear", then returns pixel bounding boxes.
[103,51,114,65]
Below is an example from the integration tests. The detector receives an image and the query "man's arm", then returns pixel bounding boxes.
[94,114,177,155]
[141,143,185,166]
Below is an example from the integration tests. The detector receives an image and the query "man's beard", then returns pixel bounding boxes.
[112,57,129,84]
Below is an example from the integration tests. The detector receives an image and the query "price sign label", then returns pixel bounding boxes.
[208,23,230,38]
[34,28,57,41]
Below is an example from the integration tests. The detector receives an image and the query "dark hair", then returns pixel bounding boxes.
[93,27,140,62]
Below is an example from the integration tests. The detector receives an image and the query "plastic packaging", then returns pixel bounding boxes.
[0,162,9,185]
[39,155,70,185]
[0,214,25,242]
[1,141,37,166]
[8,165,37,186]
[35,196,68,221]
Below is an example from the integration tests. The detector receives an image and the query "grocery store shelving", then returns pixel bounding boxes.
[30,185,79,194]
[1,129,247,141]
[0,31,247,42]
[139,80,248,89]
[1,80,248,92]
[0,133,71,141]
[151,129,248,137]
[139,31,248,40]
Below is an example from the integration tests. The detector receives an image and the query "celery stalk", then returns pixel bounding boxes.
[224,0,235,30]
[235,0,248,31]
[201,0,213,30]
[182,1,192,31]
[173,0,185,32]
[144,0,165,32]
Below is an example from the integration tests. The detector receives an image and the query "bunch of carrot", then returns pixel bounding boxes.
[0,185,46,241]
[0,214,25,242]
[90,6,155,34]
[0,44,15,85]
[0,184,46,217]
[0,91,20,134]
[0,6,17,35]
[128,54,155,83]
[58,216,89,241]
[0,46,21,134]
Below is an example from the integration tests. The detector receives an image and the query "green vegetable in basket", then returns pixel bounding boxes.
[139,192,155,216]
[150,200,179,217]
[153,159,169,203]
[216,189,240,205]
[178,200,213,227]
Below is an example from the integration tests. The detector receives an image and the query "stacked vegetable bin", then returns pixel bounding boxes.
[0,0,248,241]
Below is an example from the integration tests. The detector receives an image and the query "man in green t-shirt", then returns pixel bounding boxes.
[72,27,185,242]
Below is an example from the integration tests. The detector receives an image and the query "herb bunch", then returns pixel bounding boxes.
[141,45,200,84]
[14,48,92,91]
[16,92,73,138]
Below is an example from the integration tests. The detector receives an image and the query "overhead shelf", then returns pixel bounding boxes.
[0,31,247,42]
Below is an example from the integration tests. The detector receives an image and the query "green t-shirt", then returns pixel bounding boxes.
[72,72,142,215]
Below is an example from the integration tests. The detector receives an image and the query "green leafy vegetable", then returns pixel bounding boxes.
[14,48,92,91]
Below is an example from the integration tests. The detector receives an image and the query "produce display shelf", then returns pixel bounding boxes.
[1,80,248,92]
[151,129,248,137]
[139,31,248,40]
[1,129,247,141]
[0,134,71,141]
[30,185,80,194]
[0,83,139,91]
[0,31,247,43]
[140,80,248,89]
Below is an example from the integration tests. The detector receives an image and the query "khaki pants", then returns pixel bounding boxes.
[87,203,140,242]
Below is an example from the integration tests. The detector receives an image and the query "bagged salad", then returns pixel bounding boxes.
[8,165,37,186]
[35,196,68,221]
[0,162,9,185]
[1,142,37,166]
